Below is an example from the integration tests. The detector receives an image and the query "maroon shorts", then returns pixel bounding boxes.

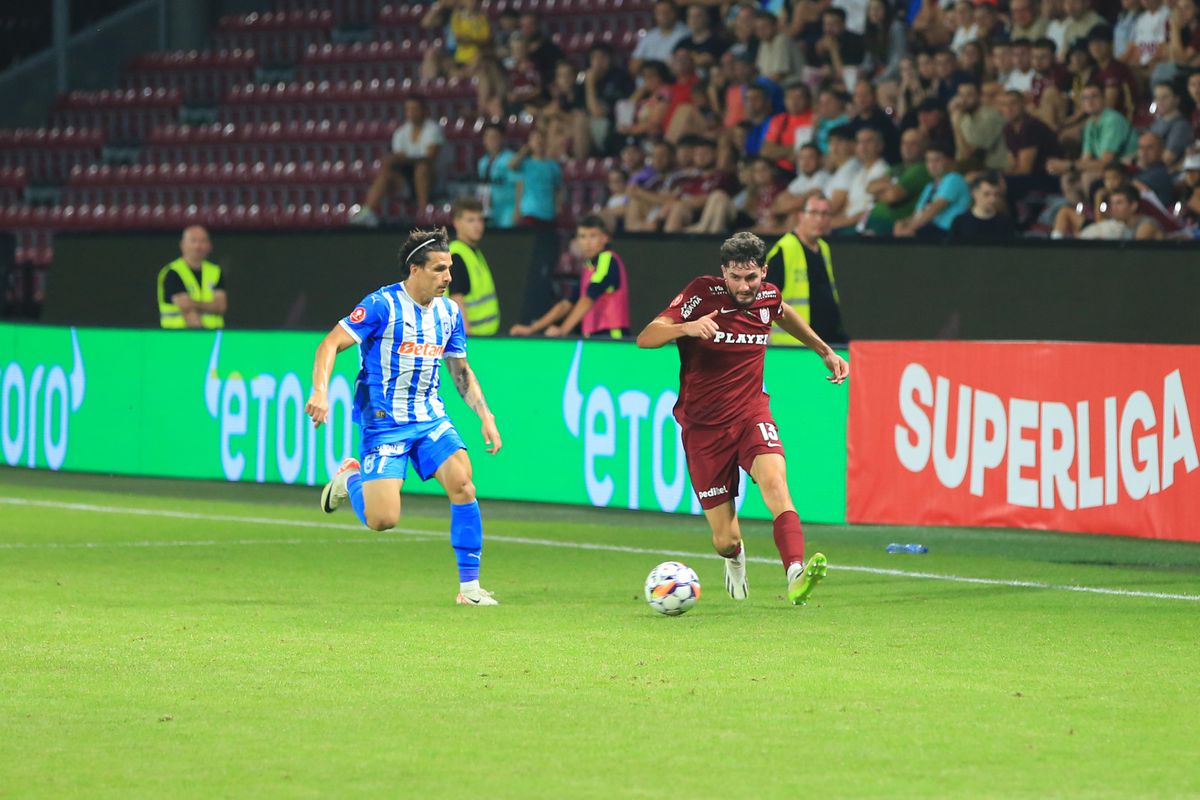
[681,413,786,510]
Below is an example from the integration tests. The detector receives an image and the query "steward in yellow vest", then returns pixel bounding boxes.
[765,200,844,345]
[157,225,226,329]
[447,198,500,335]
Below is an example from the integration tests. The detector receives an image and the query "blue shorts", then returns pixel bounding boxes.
[360,418,466,482]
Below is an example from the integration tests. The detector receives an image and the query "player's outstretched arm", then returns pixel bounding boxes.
[777,303,850,384]
[446,356,502,454]
[305,324,357,427]
[636,311,718,348]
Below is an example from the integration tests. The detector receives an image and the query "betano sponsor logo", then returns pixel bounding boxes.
[561,342,749,515]
[203,333,355,485]
[398,341,446,357]
[0,329,85,470]
[894,362,1198,510]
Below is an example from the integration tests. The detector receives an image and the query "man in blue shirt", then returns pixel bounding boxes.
[305,228,504,605]
[893,142,970,239]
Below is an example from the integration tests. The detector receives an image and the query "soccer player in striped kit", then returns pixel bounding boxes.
[305,228,503,606]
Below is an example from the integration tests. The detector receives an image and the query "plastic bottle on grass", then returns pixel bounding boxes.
[886,543,928,554]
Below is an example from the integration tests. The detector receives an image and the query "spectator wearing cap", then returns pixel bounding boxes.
[582,43,636,156]
[760,82,816,172]
[631,0,689,72]
[894,142,972,237]
[1048,84,1137,188]
[828,127,892,232]
[1009,0,1048,41]
[1157,0,1200,84]
[1059,0,1105,59]
[864,127,933,234]
[813,87,852,153]
[949,81,1008,172]
[949,173,1016,241]
[675,6,729,69]
[1124,0,1170,70]
[1133,131,1176,206]
[999,90,1061,205]
[1079,184,1163,239]
[1149,82,1193,166]
[847,80,901,162]
[1088,25,1140,120]
[755,11,806,82]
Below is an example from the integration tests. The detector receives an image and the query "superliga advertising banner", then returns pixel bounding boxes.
[847,341,1200,541]
[0,324,848,523]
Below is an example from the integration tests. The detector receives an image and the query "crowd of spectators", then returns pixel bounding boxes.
[359,0,1200,241]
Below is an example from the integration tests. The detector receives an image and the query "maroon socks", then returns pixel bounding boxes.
[772,510,805,569]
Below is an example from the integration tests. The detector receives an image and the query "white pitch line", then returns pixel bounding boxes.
[2,496,1198,603]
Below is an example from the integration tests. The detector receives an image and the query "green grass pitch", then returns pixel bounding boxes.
[1,467,1199,799]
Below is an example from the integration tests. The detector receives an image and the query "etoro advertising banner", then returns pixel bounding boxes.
[847,341,1200,541]
[0,324,848,523]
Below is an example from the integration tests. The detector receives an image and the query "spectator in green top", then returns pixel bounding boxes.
[864,127,931,235]
[1047,84,1136,192]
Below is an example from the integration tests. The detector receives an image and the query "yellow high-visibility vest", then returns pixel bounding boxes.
[157,258,224,329]
[449,240,499,335]
[765,232,837,346]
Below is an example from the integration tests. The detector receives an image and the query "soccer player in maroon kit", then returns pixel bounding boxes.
[636,232,849,605]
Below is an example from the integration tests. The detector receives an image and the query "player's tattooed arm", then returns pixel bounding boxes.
[447,357,493,419]
[446,357,503,454]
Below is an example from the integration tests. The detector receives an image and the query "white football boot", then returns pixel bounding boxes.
[320,457,361,513]
[724,542,749,600]
[456,583,500,606]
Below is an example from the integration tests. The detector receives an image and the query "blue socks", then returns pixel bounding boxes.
[450,500,483,583]
[347,473,368,527]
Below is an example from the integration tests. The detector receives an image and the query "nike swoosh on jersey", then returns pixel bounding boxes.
[719,308,739,314]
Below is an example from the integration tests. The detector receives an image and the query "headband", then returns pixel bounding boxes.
[406,237,439,263]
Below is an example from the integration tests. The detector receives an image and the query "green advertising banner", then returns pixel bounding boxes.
[0,324,847,522]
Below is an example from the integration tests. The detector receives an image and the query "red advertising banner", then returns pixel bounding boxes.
[847,341,1200,541]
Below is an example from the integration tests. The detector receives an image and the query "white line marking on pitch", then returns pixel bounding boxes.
[1,496,1198,603]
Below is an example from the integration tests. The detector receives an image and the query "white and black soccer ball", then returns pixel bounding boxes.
[644,561,701,616]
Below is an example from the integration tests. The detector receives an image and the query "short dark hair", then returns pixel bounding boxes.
[1012,37,1032,48]
[1110,184,1139,205]
[719,231,767,268]
[1153,81,1179,97]
[799,142,822,156]
[926,141,954,159]
[400,227,449,270]
[577,214,610,235]
[971,172,1001,191]
[589,41,614,56]
[828,123,856,142]
[482,121,505,136]
[824,7,847,21]
[452,197,484,218]
[640,59,672,83]
[1032,37,1057,51]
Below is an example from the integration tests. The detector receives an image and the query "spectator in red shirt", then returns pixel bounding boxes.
[1087,25,1140,119]
[1029,37,1070,129]
[759,82,816,172]
[999,89,1062,220]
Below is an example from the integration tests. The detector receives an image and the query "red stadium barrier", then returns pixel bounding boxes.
[847,341,1200,541]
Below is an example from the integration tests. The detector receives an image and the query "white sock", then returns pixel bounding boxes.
[786,562,805,582]
[460,579,480,593]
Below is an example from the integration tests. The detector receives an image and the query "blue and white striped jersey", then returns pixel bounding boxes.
[339,282,467,450]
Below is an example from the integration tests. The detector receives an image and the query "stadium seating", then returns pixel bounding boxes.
[211,10,335,65]
[219,77,477,126]
[294,40,433,86]
[50,88,181,144]
[122,49,260,105]
[0,128,105,182]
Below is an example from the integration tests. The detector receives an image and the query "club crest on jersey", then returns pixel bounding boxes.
[669,293,683,307]
[760,308,770,323]
[349,306,367,323]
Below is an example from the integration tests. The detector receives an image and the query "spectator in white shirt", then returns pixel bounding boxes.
[829,126,890,231]
[630,0,689,72]
[775,143,833,218]
[1005,38,1038,91]
[1125,0,1170,67]
[352,97,445,225]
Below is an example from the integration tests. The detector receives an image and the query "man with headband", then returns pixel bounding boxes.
[305,228,504,605]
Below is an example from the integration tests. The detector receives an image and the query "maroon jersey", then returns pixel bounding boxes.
[659,275,784,428]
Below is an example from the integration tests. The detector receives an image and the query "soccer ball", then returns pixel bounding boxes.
[644,561,701,616]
